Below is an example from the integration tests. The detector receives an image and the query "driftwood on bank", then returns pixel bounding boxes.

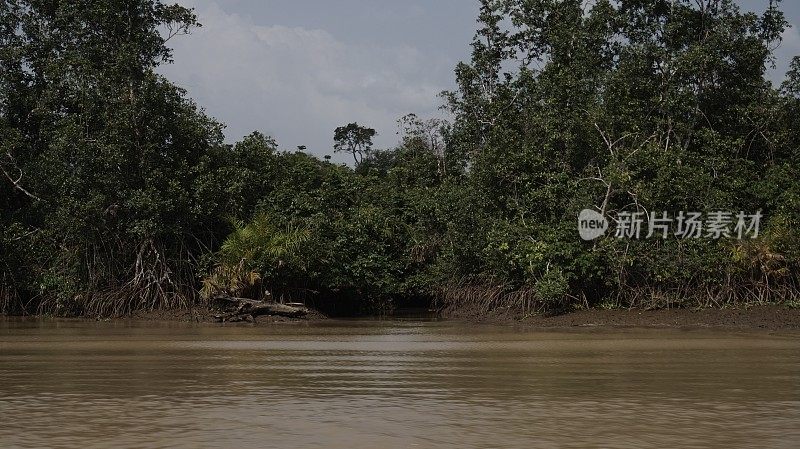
[211,295,309,322]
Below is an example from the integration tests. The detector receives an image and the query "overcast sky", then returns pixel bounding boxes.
[159,0,800,161]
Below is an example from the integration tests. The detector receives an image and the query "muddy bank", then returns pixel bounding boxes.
[443,304,800,330]
[130,304,800,330]
[5,304,800,330]
[128,305,327,325]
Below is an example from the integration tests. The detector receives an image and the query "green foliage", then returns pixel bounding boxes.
[201,262,262,301]
[1,0,222,314]
[2,0,798,317]
[334,122,376,165]
[433,0,799,312]
[535,268,569,307]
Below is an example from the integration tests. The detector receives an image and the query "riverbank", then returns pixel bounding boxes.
[452,304,800,330]
[122,303,800,330]
[127,305,328,324]
[5,304,800,330]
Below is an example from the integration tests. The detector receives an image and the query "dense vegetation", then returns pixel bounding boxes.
[1,0,799,318]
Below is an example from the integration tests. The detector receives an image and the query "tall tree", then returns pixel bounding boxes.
[0,0,224,314]
[334,122,376,165]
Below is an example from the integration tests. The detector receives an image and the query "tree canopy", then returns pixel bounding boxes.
[1,0,798,317]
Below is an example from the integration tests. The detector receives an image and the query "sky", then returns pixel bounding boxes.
[159,0,800,162]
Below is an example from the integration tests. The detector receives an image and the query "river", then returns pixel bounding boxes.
[1,318,799,448]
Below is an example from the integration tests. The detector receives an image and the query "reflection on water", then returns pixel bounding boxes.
[1,319,799,448]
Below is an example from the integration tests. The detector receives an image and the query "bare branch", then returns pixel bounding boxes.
[1,154,41,201]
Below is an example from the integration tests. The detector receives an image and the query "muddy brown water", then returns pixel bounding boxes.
[1,318,799,448]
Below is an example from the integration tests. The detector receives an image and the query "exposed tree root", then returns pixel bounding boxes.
[211,294,309,322]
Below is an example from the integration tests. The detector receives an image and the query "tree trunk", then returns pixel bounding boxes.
[211,295,309,322]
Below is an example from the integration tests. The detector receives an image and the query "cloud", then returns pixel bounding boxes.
[771,24,800,83]
[158,0,451,161]
[159,0,798,161]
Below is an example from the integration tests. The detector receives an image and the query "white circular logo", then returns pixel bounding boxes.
[578,209,608,241]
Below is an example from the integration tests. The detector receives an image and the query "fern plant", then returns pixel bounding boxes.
[201,214,310,300]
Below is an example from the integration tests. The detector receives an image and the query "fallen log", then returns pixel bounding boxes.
[211,295,309,322]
